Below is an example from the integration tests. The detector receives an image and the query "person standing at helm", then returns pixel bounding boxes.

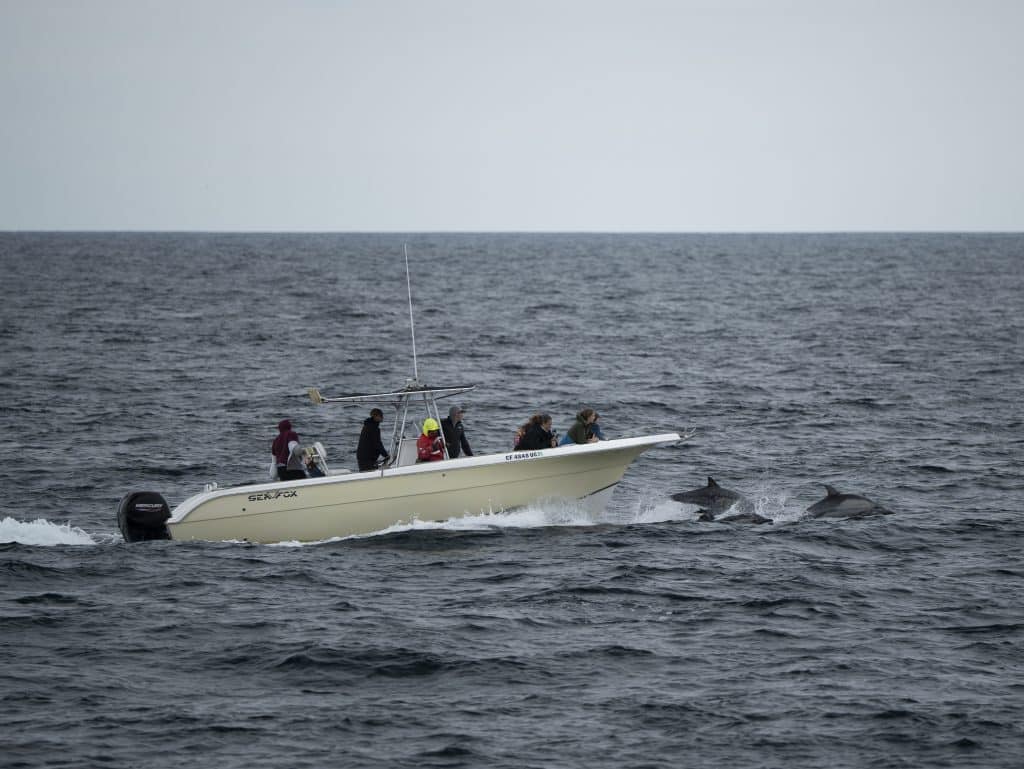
[417,418,445,462]
[356,408,390,471]
[272,419,306,481]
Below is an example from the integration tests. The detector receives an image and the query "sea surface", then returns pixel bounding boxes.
[1,233,1022,768]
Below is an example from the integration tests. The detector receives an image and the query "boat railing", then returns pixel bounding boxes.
[308,382,477,470]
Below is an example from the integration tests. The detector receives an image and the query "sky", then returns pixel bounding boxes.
[1,0,1022,232]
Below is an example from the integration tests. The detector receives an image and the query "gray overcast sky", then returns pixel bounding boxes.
[1,0,1021,231]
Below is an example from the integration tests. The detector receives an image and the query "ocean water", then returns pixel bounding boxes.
[1,232,1022,768]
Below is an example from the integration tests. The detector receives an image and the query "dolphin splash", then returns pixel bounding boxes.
[670,477,771,524]
[805,485,892,519]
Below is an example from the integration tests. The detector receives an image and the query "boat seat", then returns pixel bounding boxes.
[303,442,331,476]
[305,442,351,476]
[395,437,420,468]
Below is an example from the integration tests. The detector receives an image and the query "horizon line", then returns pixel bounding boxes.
[2,228,1023,236]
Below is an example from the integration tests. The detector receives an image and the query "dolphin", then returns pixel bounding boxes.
[671,477,771,524]
[805,485,892,519]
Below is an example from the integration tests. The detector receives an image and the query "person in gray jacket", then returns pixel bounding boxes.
[441,405,473,458]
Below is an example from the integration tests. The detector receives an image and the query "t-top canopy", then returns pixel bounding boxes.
[308,382,476,407]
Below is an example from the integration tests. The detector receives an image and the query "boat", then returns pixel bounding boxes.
[115,248,685,544]
[117,379,683,543]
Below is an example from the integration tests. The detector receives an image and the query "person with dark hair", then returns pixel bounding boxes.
[356,408,390,472]
[271,419,306,481]
[441,405,473,458]
[516,414,558,451]
[513,421,527,449]
[564,408,600,445]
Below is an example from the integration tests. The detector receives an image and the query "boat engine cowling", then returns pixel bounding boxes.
[117,491,172,542]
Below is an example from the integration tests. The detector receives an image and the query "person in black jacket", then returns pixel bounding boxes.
[356,408,389,471]
[516,414,557,451]
[441,405,473,458]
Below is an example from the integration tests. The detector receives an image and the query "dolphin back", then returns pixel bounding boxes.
[806,485,892,519]
[671,477,754,516]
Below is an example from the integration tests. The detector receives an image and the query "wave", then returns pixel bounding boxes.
[635,488,808,526]
[256,491,815,548]
[0,517,96,546]
[266,500,611,547]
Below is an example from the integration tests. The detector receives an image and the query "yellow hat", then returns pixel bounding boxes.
[422,418,440,435]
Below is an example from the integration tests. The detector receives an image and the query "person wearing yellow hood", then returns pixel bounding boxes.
[416,418,445,462]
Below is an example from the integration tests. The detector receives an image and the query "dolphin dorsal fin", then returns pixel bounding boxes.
[707,477,719,488]
[824,484,841,497]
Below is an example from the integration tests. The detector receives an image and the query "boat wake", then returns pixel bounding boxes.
[0,517,98,546]
[267,501,608,547]
[1,489,809,549]
[261,491,813,547]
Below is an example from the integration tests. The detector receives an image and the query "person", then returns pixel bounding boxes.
[304,451,325,478]
[590,412,607,440]
[417,418,445,462]
[513,419,529,449]
[441,405,473,458]
[356,408,390,471]
[516,414,558,451]
[271,419,306,481]
[564,408,600,445]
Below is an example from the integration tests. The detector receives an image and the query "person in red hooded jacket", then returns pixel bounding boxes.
[271,419,306,480]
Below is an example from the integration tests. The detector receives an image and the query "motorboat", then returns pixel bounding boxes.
[117,379,684,544]
[116,247,685,544]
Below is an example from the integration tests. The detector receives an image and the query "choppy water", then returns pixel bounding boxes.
[1,233,1022,768]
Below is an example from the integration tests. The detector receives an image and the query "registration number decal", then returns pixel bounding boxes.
[504,451,543,462]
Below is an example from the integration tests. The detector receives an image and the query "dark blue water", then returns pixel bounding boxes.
[2,233,1022,768]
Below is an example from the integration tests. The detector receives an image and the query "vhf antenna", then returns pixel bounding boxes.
[404,243,419,382]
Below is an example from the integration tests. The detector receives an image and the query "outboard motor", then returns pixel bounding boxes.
[117,491,172,542]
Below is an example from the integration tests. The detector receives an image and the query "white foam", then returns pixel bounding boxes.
[0,517,96,546]
[267,502,603,546]
[258,490,808,547]
[641,479,808,525]
[746,480,807,523]
[629,498,694,524]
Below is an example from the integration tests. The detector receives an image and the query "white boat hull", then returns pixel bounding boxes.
[167,434,679,543]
